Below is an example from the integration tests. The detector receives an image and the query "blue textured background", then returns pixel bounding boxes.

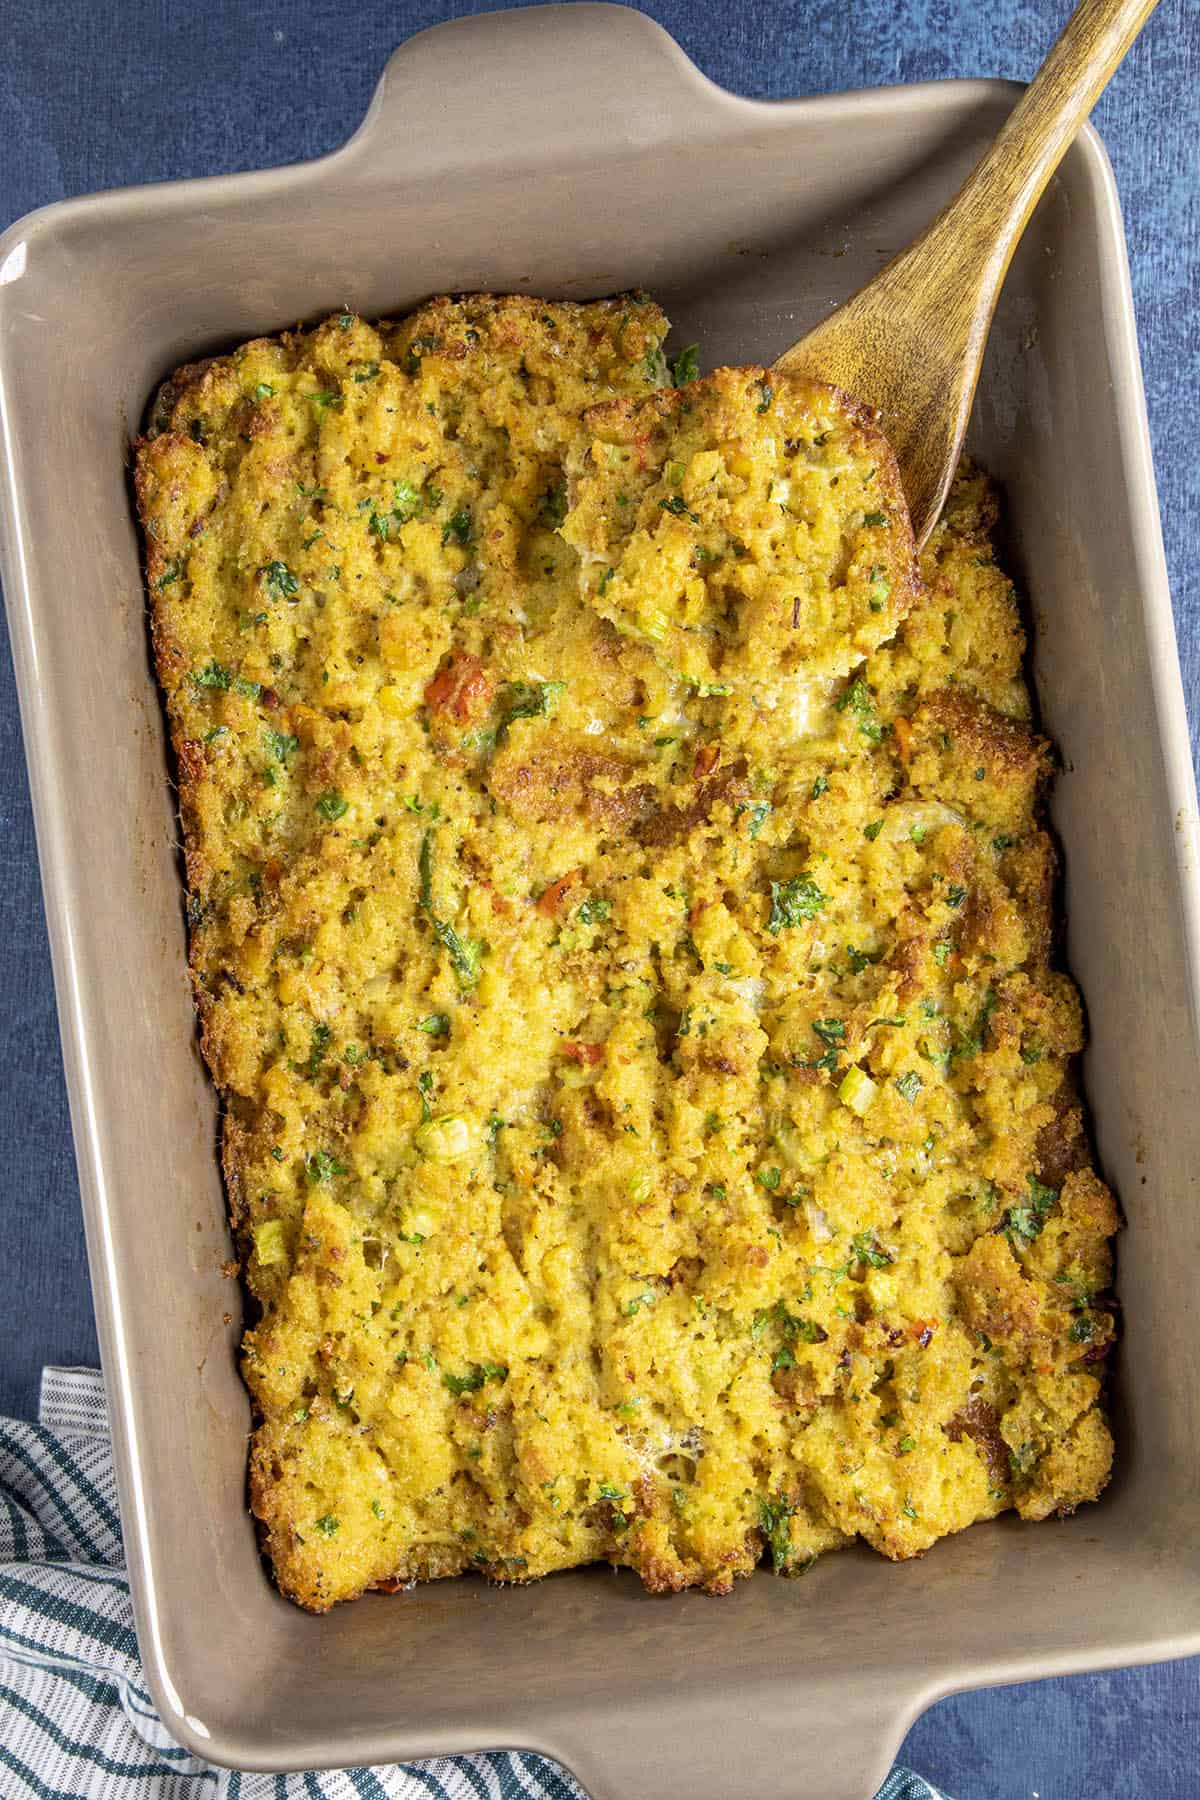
[1,3,1196,1795]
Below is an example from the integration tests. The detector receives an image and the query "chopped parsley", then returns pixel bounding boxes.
[298,1023,331,1080]
[851,1231,892,1269]
[1003,1175,1059,1246]
[260,560,299,599]
[947,987,997,1065]
[264,729,299,764]
[622,1291,656,1317]
[836,676,883,743]
[759,1495,794,1569]
[443,1362,508,1397]
[894,1071,923,1103]
[441,507,472,548]
[305,1149,347,1184]
[496,679,565,736]
[314,1514,340,1537]
[315,790,348,822]
[417,1013,450,1036]
[767,875,826,933]
[540,482,568,527]
[576,896,612,925]
[644,345,669,385]
[670,343,700,385]
[417,830,486,987]
[756,380,774,414]
[597,1481,630,1529]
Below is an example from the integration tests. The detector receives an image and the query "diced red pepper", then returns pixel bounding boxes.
[423,650,493,723]
[536,868,584,916]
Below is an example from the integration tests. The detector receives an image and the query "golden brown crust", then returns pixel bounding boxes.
[136,291,1116,1612]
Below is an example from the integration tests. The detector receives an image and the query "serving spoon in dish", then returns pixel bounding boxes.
[774,0,1158,547]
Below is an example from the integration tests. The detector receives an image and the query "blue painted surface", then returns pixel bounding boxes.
[0,2,1196,1794]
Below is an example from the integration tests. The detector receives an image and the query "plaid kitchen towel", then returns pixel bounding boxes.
[0,1369,951,1799]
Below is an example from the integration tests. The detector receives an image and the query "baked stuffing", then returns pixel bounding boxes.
[136,295,1116,1612]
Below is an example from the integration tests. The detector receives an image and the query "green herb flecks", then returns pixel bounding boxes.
[643,346,669,386]
[850,1231,892,1269]
[539,483,568,527]
[759,1495,794,1570]
[260,560,299,600]
[1003,1175,1059,1246]
[418,831,486,987]
[443,1362,508,1397]
[596,1481,630,1530]
[264,729,299,765]
[441,506,472,548]
[305,1149,347,1184]
[836,676,883,743]
[298,1023,331,1080]
[767,876,826,934]
[671,344,700,386]
[496,680,566,738]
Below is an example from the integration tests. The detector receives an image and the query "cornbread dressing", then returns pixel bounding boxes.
[135,294,1116,1613]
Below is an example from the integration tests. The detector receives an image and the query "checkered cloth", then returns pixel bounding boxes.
[0,1368,951,1798]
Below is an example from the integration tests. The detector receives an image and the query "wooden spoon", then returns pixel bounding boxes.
[774,0,1158,546]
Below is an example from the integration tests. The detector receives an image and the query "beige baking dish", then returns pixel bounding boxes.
[0,7,1197,1795]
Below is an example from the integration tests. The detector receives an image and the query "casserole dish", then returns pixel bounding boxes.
[0,6,1197,1794]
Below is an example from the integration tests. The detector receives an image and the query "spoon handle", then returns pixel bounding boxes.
[937,0,1158,274]
[775,0,1159,543]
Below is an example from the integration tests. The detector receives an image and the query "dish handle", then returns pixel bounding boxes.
[341,2,725,176]
[546,1678,921,1800]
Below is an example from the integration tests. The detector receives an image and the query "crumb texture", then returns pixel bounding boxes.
[136,297,1115,1612]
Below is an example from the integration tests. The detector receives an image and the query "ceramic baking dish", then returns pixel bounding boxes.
[1,6,1197,1795]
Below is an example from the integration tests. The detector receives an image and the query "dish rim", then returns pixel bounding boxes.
[1,6,1198,1788]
